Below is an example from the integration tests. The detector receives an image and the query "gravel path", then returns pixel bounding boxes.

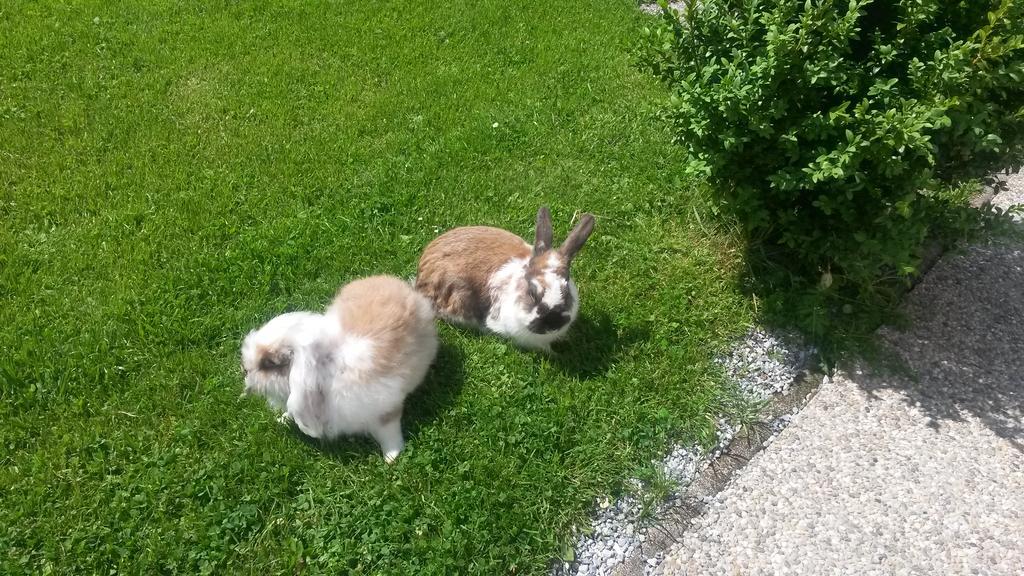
[657,373,1024,575]
[655,175,1024,575]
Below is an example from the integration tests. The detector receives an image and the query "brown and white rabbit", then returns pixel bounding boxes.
[240,275,438,462]
[416,207,595,351]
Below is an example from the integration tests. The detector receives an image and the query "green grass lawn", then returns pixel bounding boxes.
[0,1,752,573]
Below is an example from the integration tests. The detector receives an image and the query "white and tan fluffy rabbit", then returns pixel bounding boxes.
[416,206,595,352]
[240,275,438,462]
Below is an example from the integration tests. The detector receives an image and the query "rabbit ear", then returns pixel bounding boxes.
[559,213,595,263]
[258,344,292,371]
[534,206,554,255]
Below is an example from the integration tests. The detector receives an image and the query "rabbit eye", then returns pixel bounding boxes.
[528,283,542,303]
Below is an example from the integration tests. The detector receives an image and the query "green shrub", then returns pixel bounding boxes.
[640,0,1024,339]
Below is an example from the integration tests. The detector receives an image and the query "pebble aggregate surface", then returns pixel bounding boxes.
[656,373,1024,576]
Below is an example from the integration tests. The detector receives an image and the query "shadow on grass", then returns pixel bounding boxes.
[427,309,647,380]
[550,310,650,379]
[404,342,466,436]
[736,240,903,363]
[735,182,1024,365]
[290,342,466,462]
